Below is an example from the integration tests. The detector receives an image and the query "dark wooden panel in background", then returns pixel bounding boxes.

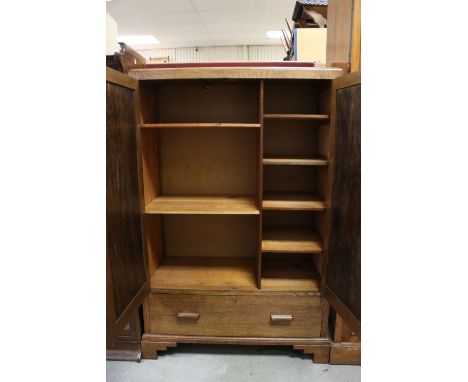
[326,83,361,330]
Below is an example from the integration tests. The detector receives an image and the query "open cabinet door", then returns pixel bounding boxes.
[106,67,149,346]
[325,71,361,337]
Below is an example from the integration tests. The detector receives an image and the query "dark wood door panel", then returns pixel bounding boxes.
[326,78,360,335]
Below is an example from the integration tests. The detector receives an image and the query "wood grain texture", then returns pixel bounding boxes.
[143,215,162,275]
[143,333,330,346]
[262,226,323,253]
[263,119,320,158]
[139,80,258,124]
[129,67,343,81]
[264,114,329,121]
[150,257,257,292]
[106,74,149,344]
[106,348,141,362]
[261,255,321,292]
[294,345,330,364]
[263,156,328,166]
[318,77,344,286]
[351,0,361,72]
[145,195,259,215]
[325,287,360,338]
[141,122,260,129]
[326,0,354,72]
[158,128,257,196]
[107,311,142,362]
[264,80,325,115]
[141,130,159,206]
[141,341,177,360]
[320,300,330,337]
[330,343,361,365]
[264,165,319,193]
[143,62,316,69]
[335,313,360,343]
[257,80,264,288]
[162,215,257,258]
[148,293,322,337]
[106,67,137,90]
[325,82,361,330]
[263,192,325,211]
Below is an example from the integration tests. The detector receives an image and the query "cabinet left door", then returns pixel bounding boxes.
[106,67,149,346]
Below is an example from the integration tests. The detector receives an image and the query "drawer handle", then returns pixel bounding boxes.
[176,312,200,321]
[270,314,294,322]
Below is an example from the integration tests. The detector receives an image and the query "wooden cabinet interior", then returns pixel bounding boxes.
[139,78,332,293]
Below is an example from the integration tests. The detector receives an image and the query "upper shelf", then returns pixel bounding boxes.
[129,67,343,81]
[264,114,329,121]
[141,122,261,129]
[145,195,260,215]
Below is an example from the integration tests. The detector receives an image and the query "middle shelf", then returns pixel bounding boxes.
[263,156,328,166]
[141,122,261,129]
[262,192,326,211]
[145,195,260,215]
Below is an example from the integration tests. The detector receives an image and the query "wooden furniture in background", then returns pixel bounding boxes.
[106,66,361,365]
[118,43,146,73]
[350,0,361,72]
[326,0,361,73]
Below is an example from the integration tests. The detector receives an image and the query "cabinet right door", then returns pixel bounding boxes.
[325,71,361,337]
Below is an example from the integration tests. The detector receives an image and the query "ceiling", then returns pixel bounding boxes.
[106,0,298,49]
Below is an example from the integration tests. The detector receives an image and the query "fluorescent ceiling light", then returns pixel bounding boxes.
[266,31,283,40]
[117,35,160,45]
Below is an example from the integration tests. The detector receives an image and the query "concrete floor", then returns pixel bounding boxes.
[107,344,361,382]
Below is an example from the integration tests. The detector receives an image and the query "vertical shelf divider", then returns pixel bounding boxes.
[320,84,336,291]
[256,80,264,289]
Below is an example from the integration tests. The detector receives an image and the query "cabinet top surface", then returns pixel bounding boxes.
[128,66,343,81]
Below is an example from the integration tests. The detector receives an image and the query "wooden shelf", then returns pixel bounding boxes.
[145,196,260,215]
[264,114,329,121]
[141,122,261,129]
[262,226,323,253]
[150,257,257,292]
[261,256,321,292]
[263,156,328,166]
[263,192,326,211]
[129,67,343,81]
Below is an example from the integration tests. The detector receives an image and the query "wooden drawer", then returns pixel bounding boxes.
[149,293,322,338]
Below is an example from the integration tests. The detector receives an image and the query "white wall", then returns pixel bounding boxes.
[136,45,285,63]
[106,13,120,55]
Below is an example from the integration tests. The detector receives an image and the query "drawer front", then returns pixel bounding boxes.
[149,293,322,338]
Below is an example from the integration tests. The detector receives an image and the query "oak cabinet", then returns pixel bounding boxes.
[106,66,360,364]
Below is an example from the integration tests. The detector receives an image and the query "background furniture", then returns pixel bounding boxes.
[106,65,361,364]
[326,0,361,73]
